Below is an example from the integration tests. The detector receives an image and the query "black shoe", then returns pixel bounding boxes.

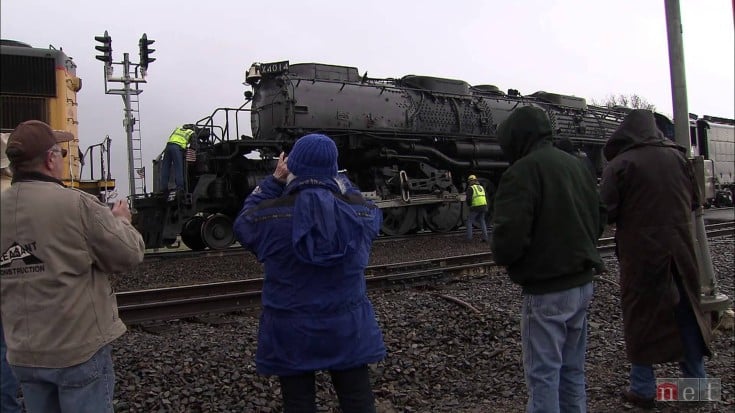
[621,388,655,409]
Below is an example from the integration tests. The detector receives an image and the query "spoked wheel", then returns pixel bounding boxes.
[423,185,463,232]
[381,206,418,236]
[181,216,207,251]
[201,214,235,250]
[423,201,463,232]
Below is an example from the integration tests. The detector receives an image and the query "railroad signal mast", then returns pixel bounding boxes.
[94,31,156,196]
[664,0,730,315]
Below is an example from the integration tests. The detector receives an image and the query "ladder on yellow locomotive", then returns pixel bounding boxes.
[61,71,116,201]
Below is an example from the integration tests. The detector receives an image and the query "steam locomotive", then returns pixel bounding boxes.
[688,115,734,207]
[129,61,695,250]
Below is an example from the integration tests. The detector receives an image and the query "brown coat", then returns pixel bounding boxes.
[600,110,712,365]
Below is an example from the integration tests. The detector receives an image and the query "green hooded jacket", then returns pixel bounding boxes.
[491,106,606,294]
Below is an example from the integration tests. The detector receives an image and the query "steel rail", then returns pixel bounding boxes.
[142,220,733,262]
[141,229,470,262]
[120,221,733,324]
[119,252,495,324]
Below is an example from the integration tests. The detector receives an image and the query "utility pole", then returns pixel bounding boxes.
[664,0,730,314]
[94,31,156,196]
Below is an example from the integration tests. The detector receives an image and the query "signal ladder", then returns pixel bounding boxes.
[127,93,146,195]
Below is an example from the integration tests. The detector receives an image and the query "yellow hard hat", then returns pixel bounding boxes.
[468,174,477,181]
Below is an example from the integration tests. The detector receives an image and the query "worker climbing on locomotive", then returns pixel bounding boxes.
[159,124,195,193]
[465,175,489,242]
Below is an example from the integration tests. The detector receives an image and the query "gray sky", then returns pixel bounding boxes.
[2,0,733,197]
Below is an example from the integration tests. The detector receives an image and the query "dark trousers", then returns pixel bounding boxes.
[279,365,376,413]
[160,142,185,191]
[1,321,22,413]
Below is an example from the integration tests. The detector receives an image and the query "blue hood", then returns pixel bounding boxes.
[286,178,365,266]
[232,173,386,376]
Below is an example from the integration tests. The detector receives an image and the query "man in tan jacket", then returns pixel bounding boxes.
[0,120,145,413]
[0,132,21,413]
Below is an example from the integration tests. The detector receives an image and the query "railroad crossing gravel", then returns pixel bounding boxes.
[109,233,734,412]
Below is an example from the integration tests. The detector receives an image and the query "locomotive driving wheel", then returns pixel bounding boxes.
[181,216,207,251]
[381,206,418,236]
[422,185,462,232]
[422,201,462,233]
[422,185,463,233]
[201,214,235,250]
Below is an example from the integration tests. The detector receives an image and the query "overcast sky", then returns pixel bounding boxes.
[2,0,733,197]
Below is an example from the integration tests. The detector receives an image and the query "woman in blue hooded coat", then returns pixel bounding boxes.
[233,134,385,412]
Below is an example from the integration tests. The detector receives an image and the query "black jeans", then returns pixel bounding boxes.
[279,365,376,413]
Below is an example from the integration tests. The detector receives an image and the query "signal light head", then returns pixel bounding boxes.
[94,31,112,65]
[139,33,156,70]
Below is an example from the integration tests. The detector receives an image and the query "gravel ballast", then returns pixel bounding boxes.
[109,233,734,412]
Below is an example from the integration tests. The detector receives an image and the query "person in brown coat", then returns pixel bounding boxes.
[600,109,712,409]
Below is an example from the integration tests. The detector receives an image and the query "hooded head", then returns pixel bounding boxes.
[287,134,338,178]
[286,134,377,266]
[603,109,679,161]
[496,106,553,162]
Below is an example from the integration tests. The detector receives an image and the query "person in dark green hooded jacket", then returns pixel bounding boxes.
[491,106,606,413]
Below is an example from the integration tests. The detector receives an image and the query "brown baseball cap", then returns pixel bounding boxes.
[6,120,74,164]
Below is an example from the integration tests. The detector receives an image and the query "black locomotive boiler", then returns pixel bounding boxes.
[132,61,632,250]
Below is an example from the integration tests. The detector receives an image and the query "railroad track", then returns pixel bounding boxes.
[705,221,735,237]
[142,229,469,262]
[143,217,734,262]
[120,221,733,324]
[118,252,495,324]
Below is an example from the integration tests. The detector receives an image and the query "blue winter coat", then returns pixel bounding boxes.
[233,174,386,376]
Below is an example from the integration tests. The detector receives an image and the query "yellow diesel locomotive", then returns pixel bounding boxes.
[0,39,114,199]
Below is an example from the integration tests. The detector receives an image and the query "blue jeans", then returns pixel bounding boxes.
[466,208,489,241]
[1,322,22,413]
[522,282,593,413]
[11,345,116,413]
[279,365,376,413]
[160,142,185,191]
[629,279,707,399]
